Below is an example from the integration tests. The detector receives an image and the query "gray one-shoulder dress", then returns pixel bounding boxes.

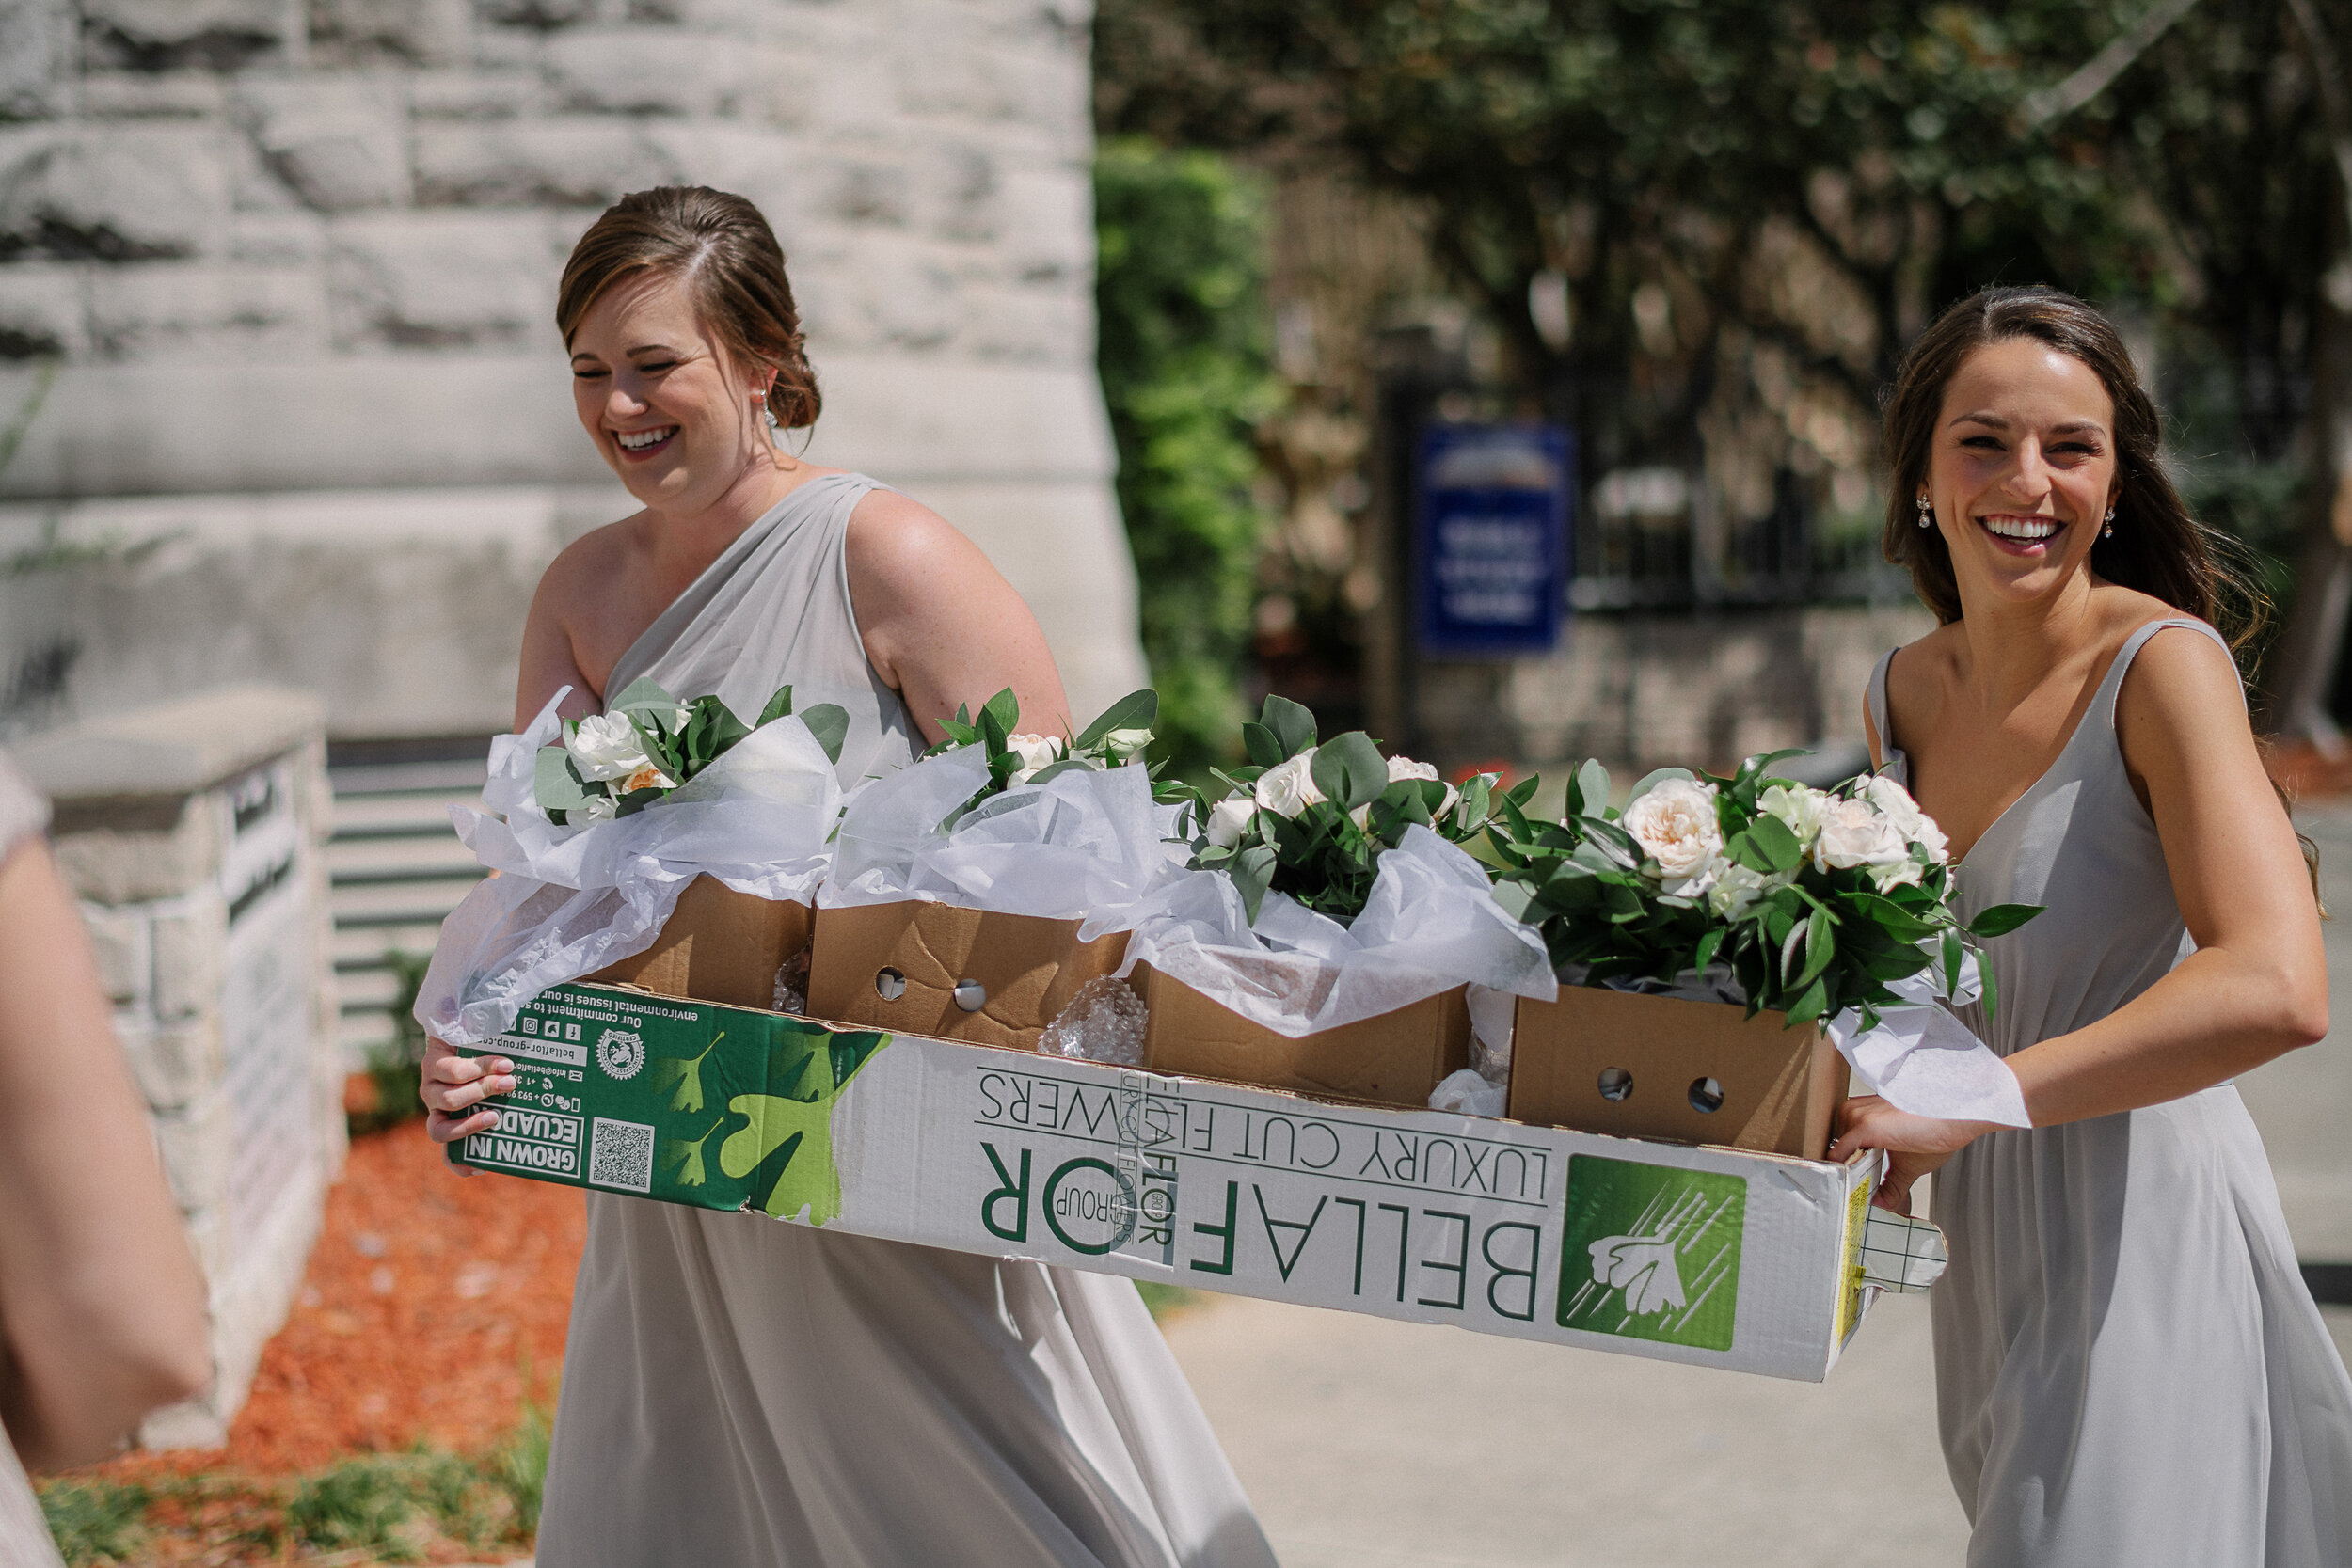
[533,473,1276,1568]
[1868,618,2352,1567]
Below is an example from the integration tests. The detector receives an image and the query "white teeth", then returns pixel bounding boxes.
[1982,515,2058,541]
[617,427,675,451]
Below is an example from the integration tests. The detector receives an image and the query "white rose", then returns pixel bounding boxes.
[1862,774,1949,863]
[1254,751,1327,817]
[1706,860,1785,918]
[1757,782,1834,847]
[565,712,658,782]
[573,792,618,823]
[1004,732,1066,786]
[1204,795,1255,848]
[1621,778,1723,879]
[1385,754,1460,815]
[1813,798,1910,874]
[1869,855,1927,893]
[618,762,675,794]
[1100,726,1153,763]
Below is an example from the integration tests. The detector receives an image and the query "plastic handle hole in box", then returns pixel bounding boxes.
[1687,1076,1724,1114]
[875,967,907,1002]
[1597,1067,1633,1101]
[953,979,987,1012]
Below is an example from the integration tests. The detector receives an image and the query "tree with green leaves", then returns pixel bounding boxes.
[1095,139,1283,780]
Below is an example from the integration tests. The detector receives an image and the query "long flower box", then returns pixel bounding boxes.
[450,980,1943,1383]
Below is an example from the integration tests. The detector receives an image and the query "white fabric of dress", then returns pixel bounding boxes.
[1869,618,2352,1567]
[0,751,66,1568]
[532,474,1277,1568]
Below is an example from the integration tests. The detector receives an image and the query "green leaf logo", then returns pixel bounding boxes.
[1558,1155,1744,1352]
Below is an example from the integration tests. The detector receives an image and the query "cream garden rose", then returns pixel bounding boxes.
[1004,732,1066,786]
[564,712,662,783]
[1622,777,1724,881]
[1204,795,1255,847]
[1758,782,1834,847]
[1254,751,1327,817]
[1864,774,1950,863]
[1813,797,1910,878]
[1099,727,1153,764]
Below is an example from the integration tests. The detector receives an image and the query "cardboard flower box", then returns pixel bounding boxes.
[586,875,813,1012]
[1133,965,1470,1109]
[1507,987,1850,1161]
[804,899,1130,1051]
[451,980,1942,1382]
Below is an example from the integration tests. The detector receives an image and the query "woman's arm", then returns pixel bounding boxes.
[1835,626,2328,1180]
[2004,626,2328,1121]
[846,491,1072,746]
[0,841,210,1469]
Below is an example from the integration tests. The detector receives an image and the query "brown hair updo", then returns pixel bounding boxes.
[557,185,821,432]
[1880,285,2262,656]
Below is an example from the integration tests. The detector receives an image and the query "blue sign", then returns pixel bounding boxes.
[1415,424,1574,656]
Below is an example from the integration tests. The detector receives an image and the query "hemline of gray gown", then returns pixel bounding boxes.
[1869,617,2352,1567]
[532,473,1278,1568]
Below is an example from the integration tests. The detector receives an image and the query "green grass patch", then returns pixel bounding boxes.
[1136,1281,1202,1321]
[37,1478,150,1565]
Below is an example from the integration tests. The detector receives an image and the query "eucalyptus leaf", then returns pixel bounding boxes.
[800,702,850,765]
[1232,844,1278,925]
[1259,694,1319,759]
[1625,767,1694,803]
[1073,689,1158,750]
[1311,730,1389,810]
[1573,759,1612,820]
[534,745,590,812]
[1241,721,1285,768]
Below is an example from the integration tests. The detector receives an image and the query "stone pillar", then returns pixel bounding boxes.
[19,685,341,1449]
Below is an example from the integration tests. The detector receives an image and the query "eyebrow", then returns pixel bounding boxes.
[1948,411,2108,436]
[568,342,684,362]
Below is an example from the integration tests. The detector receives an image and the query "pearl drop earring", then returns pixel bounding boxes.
[1915,494,1932,530]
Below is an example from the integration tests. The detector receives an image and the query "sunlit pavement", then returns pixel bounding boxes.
[1160,800,2352,1568]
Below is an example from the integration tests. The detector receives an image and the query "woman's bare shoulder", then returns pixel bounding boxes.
[534,513,646,617]
[1886,620,1965,702]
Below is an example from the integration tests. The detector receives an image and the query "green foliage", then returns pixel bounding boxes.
[1488,754,2039,1027]
[350,948,433,1135]
[1167,694,1532,924]
[489,1388,553,1537]
[39,1479,149,1565]
[922,686,1161,830]
[1136,1281,1200,1320]
[537,680,849,826]
[1095,138,1280,784]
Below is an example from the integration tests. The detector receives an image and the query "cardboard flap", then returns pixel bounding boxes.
[587,876,813,1011]
[806,900,1130,1050]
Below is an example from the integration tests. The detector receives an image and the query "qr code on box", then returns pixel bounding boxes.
[589,1117,655,1193]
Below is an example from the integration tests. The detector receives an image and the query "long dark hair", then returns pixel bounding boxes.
[1880,285,2264,658]
[557,185,821,432]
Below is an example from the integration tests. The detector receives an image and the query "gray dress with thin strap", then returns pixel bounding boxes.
[1868,618,2352,1567]
[534,474,1276,1568]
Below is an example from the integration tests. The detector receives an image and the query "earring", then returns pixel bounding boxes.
[756,393,781,443]
[1915,494,1932,530]
[2103,506,2115,539]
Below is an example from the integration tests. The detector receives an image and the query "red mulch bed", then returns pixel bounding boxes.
[93,1117,585,1483]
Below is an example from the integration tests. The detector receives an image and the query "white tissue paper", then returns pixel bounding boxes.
[819,746,1187,927]
[1823,949,2031,1128]
[1120,825,1557,1046]
[414,688,843,1048]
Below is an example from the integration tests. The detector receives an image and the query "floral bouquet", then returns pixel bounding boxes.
[1486,752,2041,1029]
[922,686,1158,829]
[1163,694,1535,925]
[535,677,848,825]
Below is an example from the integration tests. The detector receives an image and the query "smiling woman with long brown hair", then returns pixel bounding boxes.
[1832,286,2352,1566]
[417,186,1275,1568]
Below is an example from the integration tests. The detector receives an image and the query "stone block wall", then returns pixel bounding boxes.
[19,684,342,1448]
[0,0,1145,739]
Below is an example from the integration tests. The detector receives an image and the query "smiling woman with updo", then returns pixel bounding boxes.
[416,186,1275,1568]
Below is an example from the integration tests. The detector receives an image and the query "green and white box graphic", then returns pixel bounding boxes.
[1557,1155,1744,1352]
[454,983,1887,1382]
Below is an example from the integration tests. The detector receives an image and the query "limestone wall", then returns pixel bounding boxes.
[0,0,1144,738]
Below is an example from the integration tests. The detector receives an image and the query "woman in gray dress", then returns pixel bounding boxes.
[1832,286,2352,1565]
[419,187,1274,1567]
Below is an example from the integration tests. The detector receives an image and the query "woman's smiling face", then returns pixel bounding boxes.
[568,271,771,515]
[1925,336,2121,610]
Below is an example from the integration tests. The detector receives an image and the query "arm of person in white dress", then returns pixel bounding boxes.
[0,835,211,1468]
[421,485,1073,1151]
[1836,626,2329,1206]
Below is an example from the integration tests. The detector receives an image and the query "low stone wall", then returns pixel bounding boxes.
[1412,602,1936,779]
[20,685,342,1448]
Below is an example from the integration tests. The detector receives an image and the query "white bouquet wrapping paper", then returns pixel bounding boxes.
[1115,825,1556,1039]
[416,689,843,1047]
[818,745,1188,927]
